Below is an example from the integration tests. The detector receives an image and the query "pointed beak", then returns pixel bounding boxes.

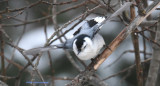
[78,51,80,55]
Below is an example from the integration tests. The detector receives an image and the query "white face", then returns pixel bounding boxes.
[84,37,93,47]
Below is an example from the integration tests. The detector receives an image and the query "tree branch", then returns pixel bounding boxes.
[67,1,159,85]
[90,0,160,71]
[145,14,160,86]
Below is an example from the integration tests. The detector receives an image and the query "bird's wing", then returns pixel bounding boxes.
[79,17,106,38]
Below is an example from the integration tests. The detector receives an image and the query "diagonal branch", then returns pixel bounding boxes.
[89,0,160,70]
[66,1,159,86]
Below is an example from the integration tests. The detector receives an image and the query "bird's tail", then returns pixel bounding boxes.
[92,16,107,35]
[23,43,65,56]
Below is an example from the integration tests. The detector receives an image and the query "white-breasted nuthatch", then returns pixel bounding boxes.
[24,17,106,60]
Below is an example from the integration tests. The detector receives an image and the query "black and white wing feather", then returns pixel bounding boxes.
[73,17,106,39]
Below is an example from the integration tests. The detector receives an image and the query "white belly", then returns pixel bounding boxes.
[77,34,105,60]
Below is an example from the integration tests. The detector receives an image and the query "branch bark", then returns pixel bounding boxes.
[0,28,6,82]
[130,3,143,86]
[132,30,143,86]
[145,15,160,86]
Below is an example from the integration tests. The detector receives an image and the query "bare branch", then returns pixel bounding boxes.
[132,30,144,86]
[0,31,6,82]
[145,15,160,86]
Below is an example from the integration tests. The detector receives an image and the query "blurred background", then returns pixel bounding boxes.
[0,0,160,86]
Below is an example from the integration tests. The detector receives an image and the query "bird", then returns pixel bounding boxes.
[24,17,106,60]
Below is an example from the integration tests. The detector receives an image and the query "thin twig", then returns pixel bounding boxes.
[53,77,73,80]
[105,50,152,68]
[5,57,24,70]
[1,1,89,27]
[102,58,151,81]
[140,20,158,27]
[139,32,160,47]
[41,0,77,5]
[131,29,144,86]
[5,11,28,70]
[16,55,38,78]
[136,27,156,33]
[47,4,101,45]
[6,42,47,86]
[0,30,6,82]
[0,27,13,42]
[0,75,16,80]
[2,10,25,21]
[0,0,41,14]
[142,27,147,59]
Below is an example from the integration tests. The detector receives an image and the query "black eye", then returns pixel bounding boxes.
[75,34,89,52]
[84,45,87,49]
[81,42,87,50]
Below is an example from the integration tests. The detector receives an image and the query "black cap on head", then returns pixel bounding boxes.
[75,34,89,52]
